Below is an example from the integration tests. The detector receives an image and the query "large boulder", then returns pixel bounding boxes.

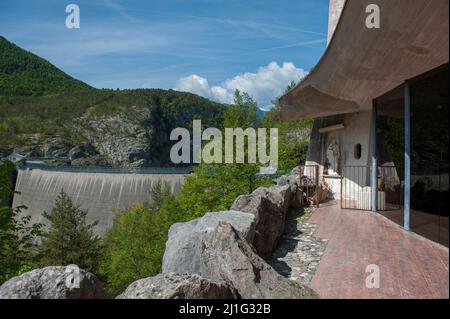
[0,266,109,299]
[313,178,333,204]
[252,185,291,214]
[162,211,256,276]
[231,185,291,258]
[277,166,319,207]
[117,273,239,299]
[201,222,319,299]
[277,173,302,204]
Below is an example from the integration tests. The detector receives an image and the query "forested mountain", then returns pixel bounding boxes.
[0,37,226,166]
[0,36,92,96]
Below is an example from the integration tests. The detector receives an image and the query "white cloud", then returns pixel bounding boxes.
[175,62,307,109]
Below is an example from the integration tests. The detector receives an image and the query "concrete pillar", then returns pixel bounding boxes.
[404,81,411,230]
[327,0,346,44]
[371,100,378,212]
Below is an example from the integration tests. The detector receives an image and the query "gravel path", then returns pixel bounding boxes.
[269,207,328,285]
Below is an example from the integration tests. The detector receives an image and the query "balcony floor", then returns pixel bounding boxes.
[308,202,449,298]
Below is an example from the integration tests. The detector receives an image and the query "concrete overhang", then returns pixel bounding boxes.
[279,0,449,120]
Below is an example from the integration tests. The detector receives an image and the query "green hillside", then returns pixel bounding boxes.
[0,36,225,166]
[0,36,92,96]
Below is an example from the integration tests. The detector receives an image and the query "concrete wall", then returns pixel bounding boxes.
[340,111,371,168]
[306,111,372,197]
[327,0,346,44]
[13,169,186,235]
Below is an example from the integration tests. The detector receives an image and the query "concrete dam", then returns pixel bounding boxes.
[13,167,187,235]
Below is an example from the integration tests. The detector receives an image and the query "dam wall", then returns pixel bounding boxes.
[13,168,186,235]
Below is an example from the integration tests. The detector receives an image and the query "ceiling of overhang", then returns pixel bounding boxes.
[280,0,449,120]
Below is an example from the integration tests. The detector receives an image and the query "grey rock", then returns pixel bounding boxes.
[68,143,96,161]
[162,211,256,276]
[72,106,155,167]
[42,137,71,158]
[201,222,320,299]
[0,266,109,299]
[69,146,85,161]
[278,174,300,192]
[277,175,289,187]
[313,178,333,204]
[291,166,302,175]
[231,185,291,258]
[13,145,40,158]
[71,155,108,167]
[277,172,309,207]
[117,272,239,299]
[253,185,291,213]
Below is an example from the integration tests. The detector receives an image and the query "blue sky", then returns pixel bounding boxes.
[0,0,329,108]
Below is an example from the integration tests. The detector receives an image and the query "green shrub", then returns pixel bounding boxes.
[0,161,41,284]
[99,202,172,297]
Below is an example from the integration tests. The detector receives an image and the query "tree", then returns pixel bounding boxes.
[0,161,41,283]
[38,191,102,273]
[176,90,272,218]
[0,205,41,283]
[223,90,258,128]
[99,182,173,297]
[261,83,313,172]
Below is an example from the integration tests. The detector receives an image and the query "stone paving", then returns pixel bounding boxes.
[269,206,328,285]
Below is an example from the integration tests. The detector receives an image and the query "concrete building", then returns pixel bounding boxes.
[280,0,449,246]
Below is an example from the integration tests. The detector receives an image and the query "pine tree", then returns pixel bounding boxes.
[38,191,102,273]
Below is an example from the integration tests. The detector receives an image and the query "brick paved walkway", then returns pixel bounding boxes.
[308,203,449,298]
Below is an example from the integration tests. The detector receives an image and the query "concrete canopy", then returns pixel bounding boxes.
[279,0,449,120]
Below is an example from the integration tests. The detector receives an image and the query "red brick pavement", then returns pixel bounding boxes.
[308,203,449,299]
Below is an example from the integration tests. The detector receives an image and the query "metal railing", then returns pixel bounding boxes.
[341,166,372,210]
[288,164,320,207]
[341,165,402,211]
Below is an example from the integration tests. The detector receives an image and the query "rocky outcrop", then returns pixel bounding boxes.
[12,135,71,159]
[314,178,333,204]
[72,106,158,167]
[42,137,71,158]
[277,168,304,206]
[68,143,96,161]
[0,266,109,299]
[201,222,319,299]
[162,211,255,276]
[117,273,239,299]
[277,166,324,207]
[70,155,108,167]
[231,185,291,258]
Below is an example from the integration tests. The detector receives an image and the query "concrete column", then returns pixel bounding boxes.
[371,100,378,212]
[404,81,411,230]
